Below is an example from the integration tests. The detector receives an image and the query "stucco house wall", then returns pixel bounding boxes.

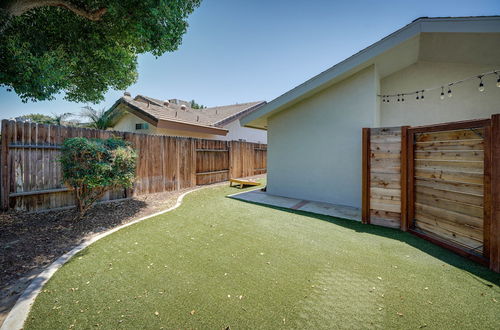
[380,61,500,127]
[113,111,267,142]
[267,66,377,207]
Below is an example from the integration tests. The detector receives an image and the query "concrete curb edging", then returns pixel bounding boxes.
[0,185,215,330]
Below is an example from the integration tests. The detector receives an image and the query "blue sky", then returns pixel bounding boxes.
[1,0,499,119]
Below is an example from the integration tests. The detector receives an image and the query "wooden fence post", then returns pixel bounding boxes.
[361,127,370,224]
[490,114,500,272]
[1,120,11,210]
[400,126,410,231]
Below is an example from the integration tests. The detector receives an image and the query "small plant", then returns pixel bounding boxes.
[60,137,137,218]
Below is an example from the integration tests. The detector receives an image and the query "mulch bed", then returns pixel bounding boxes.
[0,188,192,323]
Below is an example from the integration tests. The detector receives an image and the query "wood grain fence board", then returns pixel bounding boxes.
[364,127,402,228]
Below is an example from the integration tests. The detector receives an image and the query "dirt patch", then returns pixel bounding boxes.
[0,188,192,325]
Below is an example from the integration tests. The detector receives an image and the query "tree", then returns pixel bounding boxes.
[15,113,54,124]
[15,112,73,124]
[60,137,137,217]
[51,112,73,125]
[190,99,205,109]
[0,0,202,103]
[80,106,115,130]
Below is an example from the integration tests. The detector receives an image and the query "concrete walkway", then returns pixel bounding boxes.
[228,189,361,222]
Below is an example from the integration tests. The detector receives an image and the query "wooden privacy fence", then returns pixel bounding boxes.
[0,120,266,212]
[362,114,500,273]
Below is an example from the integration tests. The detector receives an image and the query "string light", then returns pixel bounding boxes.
[378,69,499,102]
[478,75,485,92]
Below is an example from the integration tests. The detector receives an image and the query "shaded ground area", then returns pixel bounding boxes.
[0,188,191,325]
[25,183,499,329]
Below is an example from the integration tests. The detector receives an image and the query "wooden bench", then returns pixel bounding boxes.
[229,178,261,189]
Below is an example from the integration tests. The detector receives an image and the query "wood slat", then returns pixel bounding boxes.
[415,139,484,151]
[415,168,484,185]
[415,177,483,196]
[415,128,485,142]
[415,185,483,207]
[414,150,483,161]
[415,192,483,218]
[415,203,483,230]
[415,159,483,173]
[414,220,482,251]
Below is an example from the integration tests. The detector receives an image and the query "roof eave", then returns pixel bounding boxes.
[112,98,229,136]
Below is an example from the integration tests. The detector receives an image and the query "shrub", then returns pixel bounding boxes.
[60,137,137,218]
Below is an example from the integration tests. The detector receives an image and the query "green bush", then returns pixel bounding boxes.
[60,137,137,217]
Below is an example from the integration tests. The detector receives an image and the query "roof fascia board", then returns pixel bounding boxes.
[157,120,228,136]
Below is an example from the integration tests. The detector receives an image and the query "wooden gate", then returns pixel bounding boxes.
[406,119,492,263]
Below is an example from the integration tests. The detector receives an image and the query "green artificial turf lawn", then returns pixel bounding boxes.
[25,183,500,329]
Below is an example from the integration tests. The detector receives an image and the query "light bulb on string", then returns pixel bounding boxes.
[496,72,500,88]
[416,91,419,100]
[421,90,425,100]
[440,86,445,100]
[447,85,452,98]
[478,76,485,92]
[401,94,405,102]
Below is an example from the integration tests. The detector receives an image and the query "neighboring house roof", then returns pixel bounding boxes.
[241,16,500,129]
[109,94,266,136]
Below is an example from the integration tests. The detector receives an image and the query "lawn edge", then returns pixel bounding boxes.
[0,183,227,330]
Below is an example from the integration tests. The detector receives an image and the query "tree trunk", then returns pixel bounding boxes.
[1,0,106,20]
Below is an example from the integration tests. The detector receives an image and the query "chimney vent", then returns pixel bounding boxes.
[163,100,169,106]
[123,91,131,97]
[180,105,187,110]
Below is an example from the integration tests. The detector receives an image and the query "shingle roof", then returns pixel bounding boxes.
[110,94,266,129]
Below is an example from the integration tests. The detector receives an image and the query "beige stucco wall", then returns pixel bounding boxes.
[112,111,267,142]
[380,61,500,127]
[267,66,378,208]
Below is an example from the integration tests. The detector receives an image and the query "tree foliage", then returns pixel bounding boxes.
[60,137,137,217]
[16,112,73,125]
[80,106,115,129]
[0,0,201,103]
[190,99,205,109]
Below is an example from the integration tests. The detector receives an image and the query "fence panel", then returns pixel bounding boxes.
[0,120,267,212]
[362,127,404,228]
[362,115,500,272]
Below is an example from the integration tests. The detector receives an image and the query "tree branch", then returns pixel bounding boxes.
[3,0,107,21]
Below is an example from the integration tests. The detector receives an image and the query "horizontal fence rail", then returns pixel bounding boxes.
[0,120,267,212]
